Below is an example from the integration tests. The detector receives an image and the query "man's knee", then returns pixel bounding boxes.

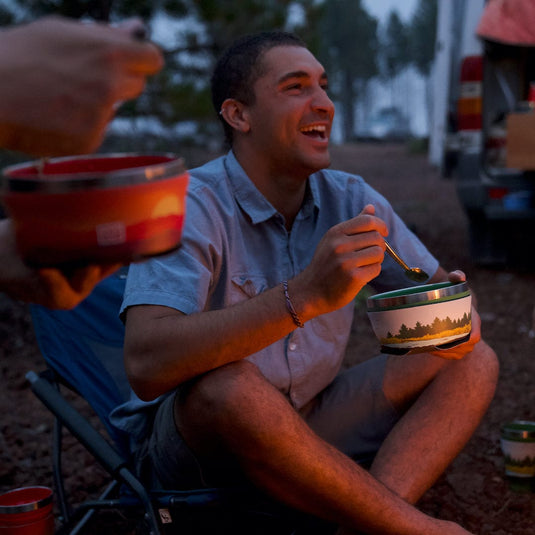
[383,340,499,411]
[461,340,499,393]
[180,360,266,422]
[176,360,296,463]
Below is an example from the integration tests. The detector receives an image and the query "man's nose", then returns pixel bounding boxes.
[311,87,334,115]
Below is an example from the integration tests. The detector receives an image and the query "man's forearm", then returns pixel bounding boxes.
[124,281,306,400]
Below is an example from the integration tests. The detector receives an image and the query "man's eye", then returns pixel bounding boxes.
[285,83,302,92]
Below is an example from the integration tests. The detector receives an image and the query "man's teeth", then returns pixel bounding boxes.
[301,125,327,139]
[301,125,326,134]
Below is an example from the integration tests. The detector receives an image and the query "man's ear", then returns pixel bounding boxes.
[219,98,251,134]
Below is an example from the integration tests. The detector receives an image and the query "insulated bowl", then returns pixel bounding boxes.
[0,153,188,266]
[500,420,535,479]
[366,281,472,355]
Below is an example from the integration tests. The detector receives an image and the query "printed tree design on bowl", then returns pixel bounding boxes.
[504,454,535,476]
[384,312,471,344]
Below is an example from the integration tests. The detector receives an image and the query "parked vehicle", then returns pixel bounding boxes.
[360,106,412,142]
[430,0,535,267]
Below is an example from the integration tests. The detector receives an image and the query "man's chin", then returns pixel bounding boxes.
[307,151,331,172]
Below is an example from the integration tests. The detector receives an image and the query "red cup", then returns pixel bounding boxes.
[0,486,54,534]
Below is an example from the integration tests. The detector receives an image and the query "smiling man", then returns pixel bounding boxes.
[118,32,498,534]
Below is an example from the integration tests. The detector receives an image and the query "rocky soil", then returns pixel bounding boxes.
[1,142,534,534]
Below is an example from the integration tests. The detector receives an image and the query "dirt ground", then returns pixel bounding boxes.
[1,142,534,534]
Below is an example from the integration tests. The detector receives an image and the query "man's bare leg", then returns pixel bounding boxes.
[371,341,499,504]
[174,357,489,534]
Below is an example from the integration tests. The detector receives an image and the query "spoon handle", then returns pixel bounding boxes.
[384,240,410,271]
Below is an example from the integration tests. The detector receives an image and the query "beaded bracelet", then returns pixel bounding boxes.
[282,280,304,328]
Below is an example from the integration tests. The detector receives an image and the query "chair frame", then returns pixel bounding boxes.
[26,368,275,535]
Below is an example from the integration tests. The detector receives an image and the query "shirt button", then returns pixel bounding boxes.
[289,342,297,351]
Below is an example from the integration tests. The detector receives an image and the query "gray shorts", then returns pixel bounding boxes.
[134,354,399,490]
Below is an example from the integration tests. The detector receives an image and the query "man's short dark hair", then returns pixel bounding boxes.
[211,31,307,147]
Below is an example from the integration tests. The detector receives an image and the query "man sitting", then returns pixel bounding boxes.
[117,31,498,534]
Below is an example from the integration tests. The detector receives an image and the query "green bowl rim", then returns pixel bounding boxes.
[501,420,535,441]
[366,281,470,311]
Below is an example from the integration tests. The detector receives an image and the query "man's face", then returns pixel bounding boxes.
[245,45,335,176]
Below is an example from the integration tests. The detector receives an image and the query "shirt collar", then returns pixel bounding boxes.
[224,150,320,225]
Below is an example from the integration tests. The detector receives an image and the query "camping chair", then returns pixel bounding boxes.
[26,268,333,535]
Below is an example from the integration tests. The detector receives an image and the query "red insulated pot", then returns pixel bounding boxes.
[0,153,189,267]
[0,486,54,534]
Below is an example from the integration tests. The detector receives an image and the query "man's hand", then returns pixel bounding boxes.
[0,15,163,156]
[429,269,482,360]
[293,204,387,319]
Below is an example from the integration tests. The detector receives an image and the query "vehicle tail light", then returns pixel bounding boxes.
[488,187,508,200]
[458,55,483,132]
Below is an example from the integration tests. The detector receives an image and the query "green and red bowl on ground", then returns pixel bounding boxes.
[500,420,535,479]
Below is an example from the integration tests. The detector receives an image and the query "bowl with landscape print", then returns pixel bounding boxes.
[366,281,472,355]
[0,153,188,267]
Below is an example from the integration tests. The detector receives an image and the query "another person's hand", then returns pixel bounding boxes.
[0,15,163,157]
[0,219,121,309]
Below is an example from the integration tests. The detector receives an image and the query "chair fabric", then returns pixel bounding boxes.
[30,267,131,455]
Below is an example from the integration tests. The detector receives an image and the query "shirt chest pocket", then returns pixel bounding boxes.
[229,275,269,306]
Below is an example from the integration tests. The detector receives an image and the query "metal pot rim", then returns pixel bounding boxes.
[0,486,53,514]
[501,420,535,440]
[1,153,186,193]
[367,281,470,311]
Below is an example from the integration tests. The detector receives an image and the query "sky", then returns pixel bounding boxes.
[362,0,418,23]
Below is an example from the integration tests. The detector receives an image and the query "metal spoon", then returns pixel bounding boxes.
[384,239,429,283]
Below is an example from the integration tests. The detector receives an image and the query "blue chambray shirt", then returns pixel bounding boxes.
[113,151,438,440]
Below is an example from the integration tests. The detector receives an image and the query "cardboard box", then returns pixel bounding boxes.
[506,112,535,169]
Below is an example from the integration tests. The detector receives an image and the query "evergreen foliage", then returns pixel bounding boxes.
[2,0,439,145]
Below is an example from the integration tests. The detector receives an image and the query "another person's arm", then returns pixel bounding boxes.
[0,16,163,308]
[0,15,163,157]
